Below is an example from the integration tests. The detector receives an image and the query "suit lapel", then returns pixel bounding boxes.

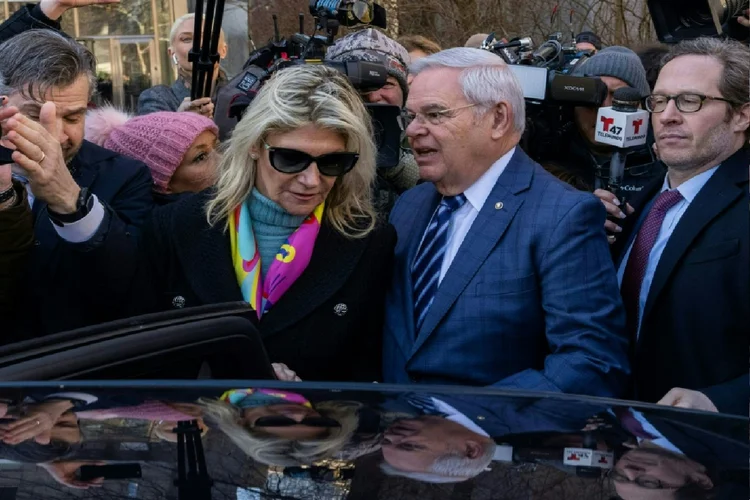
[259,222,368,338]
[410,149,533,357]
[642,152,748,323]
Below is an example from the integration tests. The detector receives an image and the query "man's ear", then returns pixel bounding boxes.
[489,101,513,140]
[688,470,714,490]
[464,439,484,459]
[731,102,750,136]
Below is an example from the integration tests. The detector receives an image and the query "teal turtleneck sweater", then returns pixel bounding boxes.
[248,189,307,278]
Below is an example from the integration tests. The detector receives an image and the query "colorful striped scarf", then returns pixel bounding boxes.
[220,389,312,409]
[229,198,324,318]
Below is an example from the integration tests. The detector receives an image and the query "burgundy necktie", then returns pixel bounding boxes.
[614,408,657,439]
[621,189,684,339]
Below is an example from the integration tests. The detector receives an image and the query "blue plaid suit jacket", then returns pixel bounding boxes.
[383,148,630,397]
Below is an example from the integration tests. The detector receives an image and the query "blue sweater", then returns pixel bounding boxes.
[248,189,306,278]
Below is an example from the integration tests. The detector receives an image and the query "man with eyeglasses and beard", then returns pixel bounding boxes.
[595,37,750,416]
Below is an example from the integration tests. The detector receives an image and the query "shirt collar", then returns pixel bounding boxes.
[463,147,516,212]
[431,397,489,437]
[661,165,720,203]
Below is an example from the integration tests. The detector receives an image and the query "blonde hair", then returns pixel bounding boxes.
[169,13,226,48]
[198,398,361,466]
[206,64,378,238]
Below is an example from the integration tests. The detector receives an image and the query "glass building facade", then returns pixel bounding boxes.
[0,0,189,111]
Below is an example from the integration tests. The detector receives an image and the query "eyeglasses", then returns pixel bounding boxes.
[261,141,359,177]
[401,103,478,128]
[607,468,682,490]
[253,415,341,428]
[645,93,737,113]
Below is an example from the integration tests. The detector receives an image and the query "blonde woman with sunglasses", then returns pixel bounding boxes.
[101,65,396,382]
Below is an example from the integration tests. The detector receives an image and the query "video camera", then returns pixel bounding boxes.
[481,32,606,107]
[480,32,608,166]
[213,1,403,169]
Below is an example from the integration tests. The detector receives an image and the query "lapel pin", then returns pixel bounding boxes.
[495,202,504,210]
[333,303,348,316]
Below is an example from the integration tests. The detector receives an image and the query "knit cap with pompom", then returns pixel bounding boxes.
[85,107,218,193]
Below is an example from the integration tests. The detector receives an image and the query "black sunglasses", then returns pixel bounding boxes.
[262,141,359,177]
[253,416,341,428]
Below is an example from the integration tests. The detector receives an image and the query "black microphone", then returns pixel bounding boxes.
[594,86,649,205]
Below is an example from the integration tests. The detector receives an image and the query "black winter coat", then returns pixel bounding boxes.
[11,142,154,338]
[0,182,33,318]
[102,192,396,382]
[610,147,749,415]
[0,3,61,42]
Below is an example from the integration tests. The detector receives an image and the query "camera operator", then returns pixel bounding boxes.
[326,28,419,215]
[544,47,661,194]
[574,31,602,53]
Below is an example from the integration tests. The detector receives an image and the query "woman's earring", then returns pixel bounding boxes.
[250,153,259,160]
[172,54,179,65]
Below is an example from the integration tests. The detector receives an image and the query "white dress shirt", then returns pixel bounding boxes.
[14,172,106,243]
[437,147,516,284]
[431,397,514,462]
[431,397,489,437]
[616,166,719,337]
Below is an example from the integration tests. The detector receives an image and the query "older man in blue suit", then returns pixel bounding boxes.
[383,48,629,396]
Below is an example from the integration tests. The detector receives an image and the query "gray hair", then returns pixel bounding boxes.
[0,30,96,101]
[380,441,497,483]
[410,48,526,135]
[661,37,750,140]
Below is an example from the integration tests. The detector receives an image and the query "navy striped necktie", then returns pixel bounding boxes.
[412,194,467,332]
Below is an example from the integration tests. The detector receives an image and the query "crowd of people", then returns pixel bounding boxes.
[0,0,748,421]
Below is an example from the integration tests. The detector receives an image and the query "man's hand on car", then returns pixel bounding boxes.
[657,388,718,413]
[273,363,302,381]
[40,461,106,489]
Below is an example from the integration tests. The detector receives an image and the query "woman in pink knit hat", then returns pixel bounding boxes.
[85,108,220,204]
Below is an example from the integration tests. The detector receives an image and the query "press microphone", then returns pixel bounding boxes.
[594,86,649,204]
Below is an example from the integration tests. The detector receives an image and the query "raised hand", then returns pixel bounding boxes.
[593,188,635,241]
[178,97,214,118]
[39,0,120,21]
[4,102,80,214]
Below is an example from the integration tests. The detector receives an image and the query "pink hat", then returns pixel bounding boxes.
[86,107,219,193]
